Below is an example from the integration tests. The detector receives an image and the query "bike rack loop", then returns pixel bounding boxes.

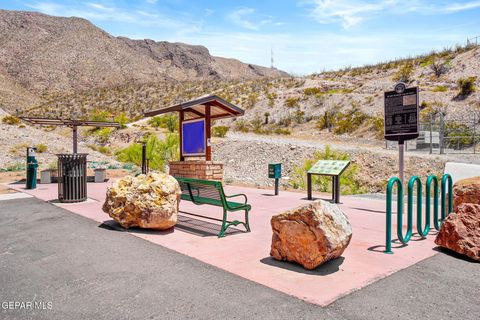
[385,174,453,254]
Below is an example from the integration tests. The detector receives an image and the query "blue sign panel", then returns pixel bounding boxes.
[182,119,206,156]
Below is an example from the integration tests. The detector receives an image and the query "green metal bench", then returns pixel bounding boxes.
[175,177,251,237]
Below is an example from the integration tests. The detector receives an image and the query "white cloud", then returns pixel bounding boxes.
[205,9,214,17]
[227,7,259,30]
[145,0,158,4]
[307,0,398,29]
[226,8,281,31]
[443,1,480,13]
[306,0,480,29]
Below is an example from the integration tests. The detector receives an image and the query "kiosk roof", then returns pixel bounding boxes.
[144,95,244,120]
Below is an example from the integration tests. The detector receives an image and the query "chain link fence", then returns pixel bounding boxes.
[386,113,479,154]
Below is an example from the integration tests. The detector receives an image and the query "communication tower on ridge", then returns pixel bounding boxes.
[270,48,274,69]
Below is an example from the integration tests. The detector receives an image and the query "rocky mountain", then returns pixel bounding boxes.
[0,10,287,112]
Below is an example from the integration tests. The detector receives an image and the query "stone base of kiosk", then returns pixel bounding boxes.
[168,161,224,181]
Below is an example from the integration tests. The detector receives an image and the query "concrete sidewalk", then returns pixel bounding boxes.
[1,197,479,320]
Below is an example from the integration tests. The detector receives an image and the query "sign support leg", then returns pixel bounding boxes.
[307,173,312,200]
[399,140,405,183]
[274,178,279,196]
[334,176,340,204]
[141,142,147,174]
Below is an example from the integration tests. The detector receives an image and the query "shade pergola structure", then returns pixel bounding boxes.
[19,117,120,153]
[144,95,244,161]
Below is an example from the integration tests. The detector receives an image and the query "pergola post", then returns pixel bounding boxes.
[72,125,78,154]
[205,105,212,161]
[179,110,184,161]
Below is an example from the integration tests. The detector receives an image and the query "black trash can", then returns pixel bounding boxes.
[57,153,88,203]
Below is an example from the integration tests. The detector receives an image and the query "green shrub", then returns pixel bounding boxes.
[278,116,292,127]
[266,92,277,107]
[98,128,114,143]
[114,112,130,129]
[457,76,476,96]
[393,63,414,82]
[289,146,365,194]
[368,116,384,139]
[88,144,112,155]
[285,97,300,108]
[303,87,323,96]
[115,134,179,171]
[432,86,448,92]
[274,127,291,135]
[234,119,250,132]
[430,58,449,78]
[36,144,48,153]
[445,122,474,149]
[250,116,264,134]
[212,126,229,138]
[333,107,369,135]
[2,115,21,125]
[294,110,305,124]
[148,114,178,132]
[90,109,111,122]
[0,162,25,172]
[316,108,338,132]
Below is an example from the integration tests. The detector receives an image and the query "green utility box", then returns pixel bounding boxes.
[26,147,38,189]
[268,163,282,179]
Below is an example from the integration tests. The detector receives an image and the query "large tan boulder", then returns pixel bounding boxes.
[270,200,352,270]
[453,177,480,211]
[102,172,181,230]
[435,203,480,261]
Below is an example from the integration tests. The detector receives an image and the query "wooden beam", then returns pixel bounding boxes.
[179,110,184,161]
[205,105,212,161]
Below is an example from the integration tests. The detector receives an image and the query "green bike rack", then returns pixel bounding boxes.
[385,174,453,254]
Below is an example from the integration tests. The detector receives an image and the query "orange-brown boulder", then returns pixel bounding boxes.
[453,177,480,211]
[270,200,352,270]
[435,203,480,261]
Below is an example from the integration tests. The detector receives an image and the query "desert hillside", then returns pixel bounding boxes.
[0,10,286,113]
[22,44,480,141]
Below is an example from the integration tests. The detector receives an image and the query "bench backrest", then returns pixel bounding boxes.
[175,177,226,205]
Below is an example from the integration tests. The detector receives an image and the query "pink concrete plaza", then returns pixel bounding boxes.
[8,180,440,306]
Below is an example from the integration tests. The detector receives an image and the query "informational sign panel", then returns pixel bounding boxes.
[182,119,206,156]
[384,86,419,141]
[307,160,350,176]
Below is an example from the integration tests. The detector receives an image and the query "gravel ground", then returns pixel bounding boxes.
[213,133,472,193]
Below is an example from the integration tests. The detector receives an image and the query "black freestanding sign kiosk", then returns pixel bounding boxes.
[384,83,419,182]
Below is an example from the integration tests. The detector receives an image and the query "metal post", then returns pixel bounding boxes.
[439,113,445,154]
[72,126,78,154]
[274,178,279,196]
[399,140,405,183]
[474,114,477,154]
[141,142,147,174]
[429,114,433,154]
[334,176,341,204]
[307,173,312,200]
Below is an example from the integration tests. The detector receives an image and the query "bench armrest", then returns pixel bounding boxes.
[225,193,248,204]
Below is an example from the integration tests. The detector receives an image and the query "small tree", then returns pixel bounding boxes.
[430,57,448,78]
[264,112,270,124]
[457,76,476,97]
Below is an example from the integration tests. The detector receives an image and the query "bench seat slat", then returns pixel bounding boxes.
[180,194,247,209]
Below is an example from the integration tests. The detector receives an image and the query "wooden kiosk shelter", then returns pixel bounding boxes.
[19,117,120,153]
[144,95,244,180]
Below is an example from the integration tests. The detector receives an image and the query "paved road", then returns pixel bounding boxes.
[1,198,479,319]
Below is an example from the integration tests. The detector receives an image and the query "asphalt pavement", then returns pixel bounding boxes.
[1,197,479,320]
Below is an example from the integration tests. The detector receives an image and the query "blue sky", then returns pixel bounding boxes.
[2,0,480,74]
